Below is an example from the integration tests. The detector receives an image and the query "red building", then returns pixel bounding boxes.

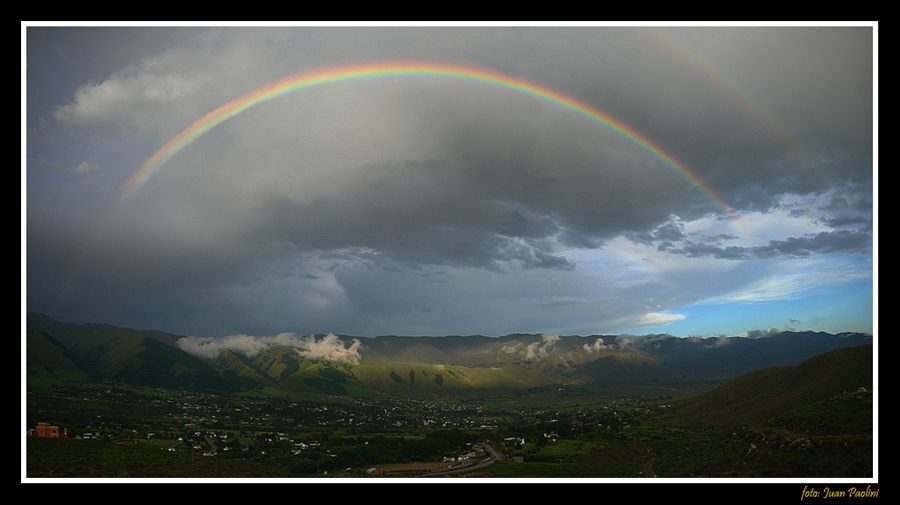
[27,422,67,438]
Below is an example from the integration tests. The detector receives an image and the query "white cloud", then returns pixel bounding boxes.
[599,236,738,276]
[524,333,559,361]
[291,333,362,365]
[54,70,202,134]
[683,206,830,247]
[73,161,99,174]
[601,311,687,333]
[176,331,362,365]
[583,337,608,353]
[634,312,686,326]
[175,334,271,360]
[702,257,870,304]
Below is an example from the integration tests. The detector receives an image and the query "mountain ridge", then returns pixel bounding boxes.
[27,312,872,399]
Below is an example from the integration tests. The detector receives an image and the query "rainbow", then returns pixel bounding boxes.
[646,30,820,182]
[119,61,737,217]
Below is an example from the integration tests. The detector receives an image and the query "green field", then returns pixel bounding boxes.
[27,439,291,477]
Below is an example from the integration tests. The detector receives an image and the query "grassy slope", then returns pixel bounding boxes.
[667,344,873,427]
[27,330,90,388]
[351,360,546,396]
[28,314,249,393]
[28,313,173,377]
[212,345,551,397]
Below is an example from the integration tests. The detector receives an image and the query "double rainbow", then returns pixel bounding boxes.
[119,61,736,218]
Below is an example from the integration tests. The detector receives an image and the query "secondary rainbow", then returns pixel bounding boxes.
[647,30,794,149]
[119,61,736,217]
[645,30,821,188]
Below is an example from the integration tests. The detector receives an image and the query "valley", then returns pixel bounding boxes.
[25,314,874,478]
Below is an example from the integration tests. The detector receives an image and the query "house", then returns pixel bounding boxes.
[27,422,67,438]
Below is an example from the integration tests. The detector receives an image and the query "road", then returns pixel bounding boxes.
[417,443,504,477]
[483,443,505,462]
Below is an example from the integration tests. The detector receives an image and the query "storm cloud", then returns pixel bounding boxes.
[670,229,872,260]
[26,25,874,337]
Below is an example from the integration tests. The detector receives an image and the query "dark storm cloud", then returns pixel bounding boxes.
[240,157,583,272]
[821,216,871,228]
[818,189,873,212]
[671,229,871,260]
[27,26,874,335]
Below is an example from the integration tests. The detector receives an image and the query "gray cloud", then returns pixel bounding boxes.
[743,328,784,339]
[671,229,871,260]
[27,26,874,336]
[821,216,871,228]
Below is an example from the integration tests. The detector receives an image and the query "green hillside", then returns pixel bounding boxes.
[28,313,182,376]
[27,330,90,388]
[28,314,250,393]
[668,344,873,427]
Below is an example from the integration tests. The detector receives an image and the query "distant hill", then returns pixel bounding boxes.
[27,329,90,387]
[26,312,872,398]
[27,313,250,392]
[667,345,873,427]
[635,345,874,477]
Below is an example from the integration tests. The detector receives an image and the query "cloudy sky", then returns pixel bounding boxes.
[26,25,874,338]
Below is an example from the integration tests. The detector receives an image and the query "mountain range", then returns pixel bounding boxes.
[27,312,872,398]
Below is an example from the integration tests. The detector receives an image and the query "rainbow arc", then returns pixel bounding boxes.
[118,62,738,219]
